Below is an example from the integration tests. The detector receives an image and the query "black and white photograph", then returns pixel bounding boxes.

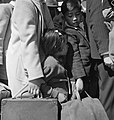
[0,0,113,120]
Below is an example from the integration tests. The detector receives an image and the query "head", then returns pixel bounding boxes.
[61,0,82,27]
[42,29,68,57]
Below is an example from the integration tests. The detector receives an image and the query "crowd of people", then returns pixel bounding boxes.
[0,0,114,120]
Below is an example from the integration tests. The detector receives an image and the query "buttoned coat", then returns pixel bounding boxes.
[6,0,54,97]
[0,3,14,81]
[65,27,91,80]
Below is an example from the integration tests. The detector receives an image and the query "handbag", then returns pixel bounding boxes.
[61,90,109,120]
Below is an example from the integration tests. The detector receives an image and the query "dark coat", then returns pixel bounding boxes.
[86,0,109,59]
[86,0,114,120]
[53,10,99,98]
[65,26,91,81]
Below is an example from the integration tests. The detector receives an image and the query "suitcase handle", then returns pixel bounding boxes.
[12,83,42,99]
[71,90,91,100]
[20,90,40,99]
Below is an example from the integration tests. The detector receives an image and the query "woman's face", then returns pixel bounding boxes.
[64,7,82,27]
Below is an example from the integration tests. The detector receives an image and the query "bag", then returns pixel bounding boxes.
[61,91,109,120]
[0,83,11,101]
[1,91,58,120]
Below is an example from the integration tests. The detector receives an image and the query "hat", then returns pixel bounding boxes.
[46,0,58,7]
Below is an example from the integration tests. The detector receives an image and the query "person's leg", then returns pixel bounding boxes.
[98,62,114,120]
[88,59,99,98]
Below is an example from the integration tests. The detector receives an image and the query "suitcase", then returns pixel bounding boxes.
[61,91,109,120]
[1,98,58,120]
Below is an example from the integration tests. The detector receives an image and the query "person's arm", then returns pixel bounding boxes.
[13,0,45,94]
[0,4,11,64]
[43,56,66,82]
[66,33,86,80]
[92,17,114,66]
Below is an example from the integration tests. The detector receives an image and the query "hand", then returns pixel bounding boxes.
[28,78,45,95]
[102,8,111,18]
[71,81,76,92]
[75,78,83,92]
[27,82,40,95]
[71,78,83,100]
[58,93,67,103]
[103,56,113,67]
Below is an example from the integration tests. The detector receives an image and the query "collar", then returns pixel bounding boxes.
[65,22,84,31]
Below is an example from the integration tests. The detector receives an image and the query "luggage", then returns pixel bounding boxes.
[0,83,11,101]
[1,97,58,120]
[61,90,109,120]
[0,83,11,116]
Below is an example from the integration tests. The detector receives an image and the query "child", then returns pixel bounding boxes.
[61,0,99,98]
[40,29,69,103]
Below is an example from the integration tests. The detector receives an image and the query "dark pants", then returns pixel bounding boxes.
[80,59,99,99]
[98,61,114,120]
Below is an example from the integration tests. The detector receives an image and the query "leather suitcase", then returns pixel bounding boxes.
[1,98,58,120]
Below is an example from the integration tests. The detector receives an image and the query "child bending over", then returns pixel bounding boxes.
[40,29,69,103]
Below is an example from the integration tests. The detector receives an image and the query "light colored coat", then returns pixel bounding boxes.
[6,0,54,97]
[0,3,14,80]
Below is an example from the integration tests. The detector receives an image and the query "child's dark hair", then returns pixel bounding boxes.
[61,0,81,15]
[42,29,66,56]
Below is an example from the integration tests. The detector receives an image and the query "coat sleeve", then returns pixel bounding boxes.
[86,0,109,56]
[12,0,44,81]
[66,35,86,80]
[92,13,109,55]
[43,56,66,83]
[0,4,11,64]
[91,0,109,55]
